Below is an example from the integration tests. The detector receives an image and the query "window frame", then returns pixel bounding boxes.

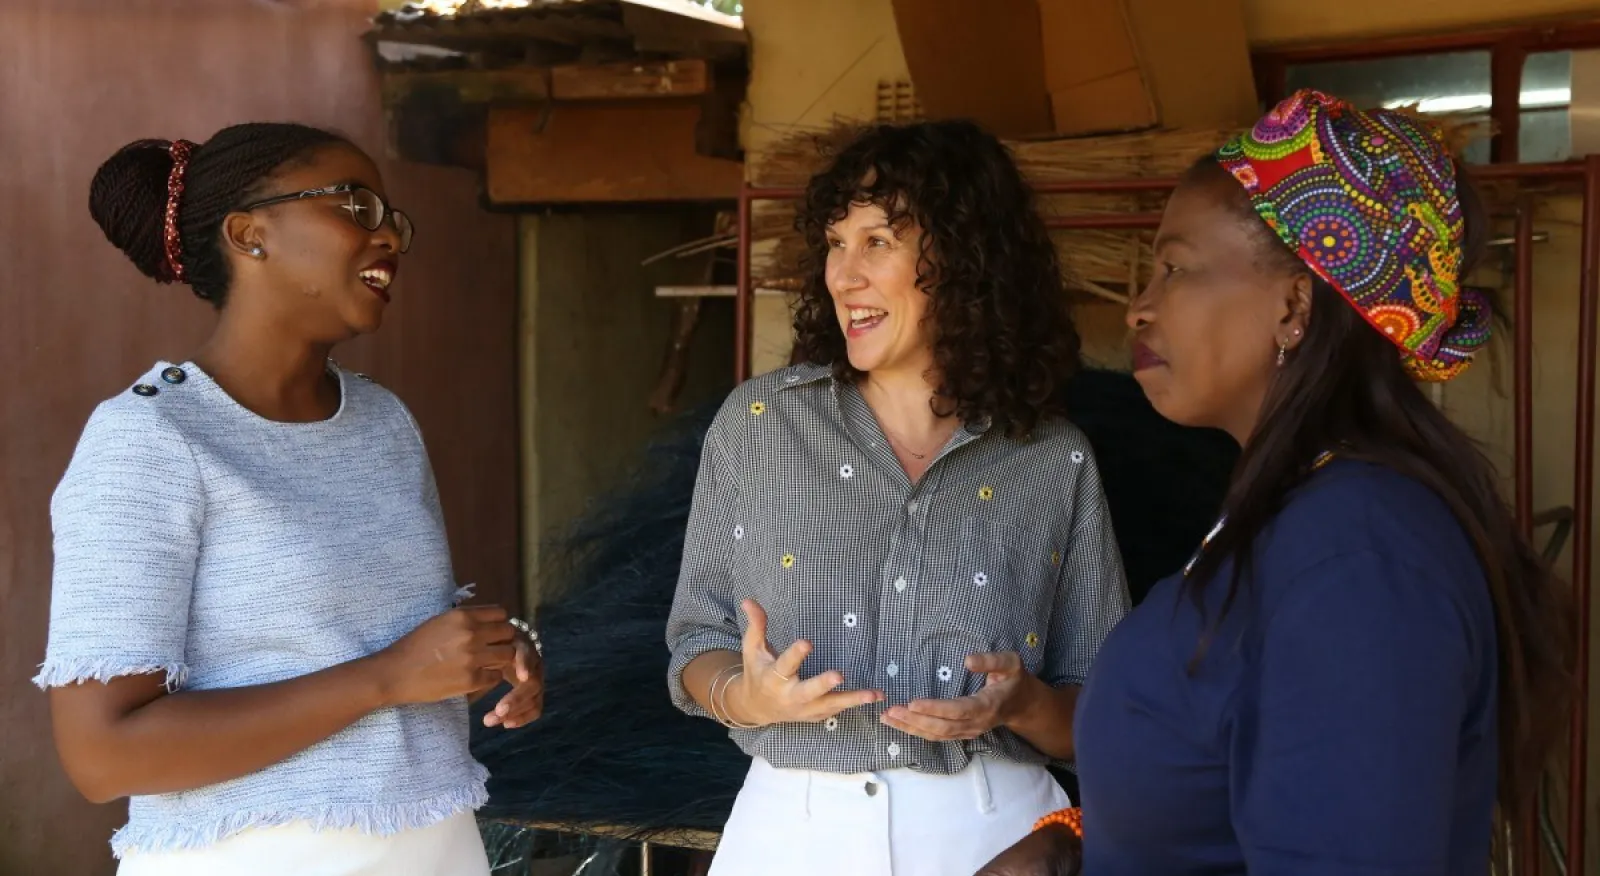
[1252,18,1600,163]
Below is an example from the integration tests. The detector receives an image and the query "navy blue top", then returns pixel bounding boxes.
[1074,460,1498,875]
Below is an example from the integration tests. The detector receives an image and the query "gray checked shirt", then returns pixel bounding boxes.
[665,363,1130,776]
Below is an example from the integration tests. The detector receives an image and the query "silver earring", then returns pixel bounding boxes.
[1276,340,1289,367]
[249,246,265,259]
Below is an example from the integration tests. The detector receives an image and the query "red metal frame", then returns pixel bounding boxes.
[734,160,1597,874]
[1252,18,1600,166]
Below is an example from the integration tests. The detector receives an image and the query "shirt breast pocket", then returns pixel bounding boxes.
[931,516,1054,675]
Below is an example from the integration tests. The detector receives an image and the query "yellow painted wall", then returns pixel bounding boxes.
[517,210,733,606]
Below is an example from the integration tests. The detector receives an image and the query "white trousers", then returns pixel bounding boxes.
[116,812,491,876]
[709,756,1070,876]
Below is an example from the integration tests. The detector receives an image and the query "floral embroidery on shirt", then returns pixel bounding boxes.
[781,553,796,569]
[978,485,995,501]
[973,572,989,587]
[839,464,855,479]
[750,401,767,416]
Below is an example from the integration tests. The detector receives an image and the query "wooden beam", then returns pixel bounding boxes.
[382,59,710,109]
[487,101,742,203]
[550,58,709,100]
[383,68,551,107]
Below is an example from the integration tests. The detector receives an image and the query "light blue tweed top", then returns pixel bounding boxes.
[34,361,488,857]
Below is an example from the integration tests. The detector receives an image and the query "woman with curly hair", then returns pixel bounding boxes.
[665,120,1130,875]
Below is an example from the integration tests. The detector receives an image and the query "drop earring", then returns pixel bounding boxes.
[1276,339,1288,367]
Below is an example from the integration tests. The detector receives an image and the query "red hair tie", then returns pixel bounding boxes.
[161,139,197,284]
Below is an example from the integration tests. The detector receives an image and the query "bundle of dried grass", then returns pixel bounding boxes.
[749,114,1489,303]
[749,122,1234,300]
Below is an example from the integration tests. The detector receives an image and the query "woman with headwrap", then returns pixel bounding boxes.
[979,90,1574,876]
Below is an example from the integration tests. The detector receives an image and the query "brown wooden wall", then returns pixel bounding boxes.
[0,2,519,872]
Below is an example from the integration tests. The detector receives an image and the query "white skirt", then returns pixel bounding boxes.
[115,812,490,876]
[709,756,1070,876]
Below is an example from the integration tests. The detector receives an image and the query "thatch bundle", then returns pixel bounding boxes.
[749,122,1237,302]
[750,114,1489,303]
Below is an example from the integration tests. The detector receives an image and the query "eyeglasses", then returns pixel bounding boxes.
[239,184,414,253]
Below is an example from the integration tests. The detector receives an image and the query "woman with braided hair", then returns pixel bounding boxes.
[35,123,544,874]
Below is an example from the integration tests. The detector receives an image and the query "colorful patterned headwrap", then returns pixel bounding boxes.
[1216,89,1490,382]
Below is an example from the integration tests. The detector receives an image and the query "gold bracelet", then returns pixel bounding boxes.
[714,669,760,729]
[705,664,742,727]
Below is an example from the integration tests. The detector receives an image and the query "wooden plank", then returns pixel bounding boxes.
[383,59,710,108]
[522,820,722,851]
[382,68,551,107]
[487,101,742,203]
[550,58,709,99]
[655,284,785,297]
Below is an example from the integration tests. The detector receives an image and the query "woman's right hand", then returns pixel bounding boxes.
[973,823,1083,876]
[725,599,882,726]
[371,605,517,705]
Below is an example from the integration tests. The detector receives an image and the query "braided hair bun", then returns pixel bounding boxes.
[89,139,177,284]
[87,123,349,305]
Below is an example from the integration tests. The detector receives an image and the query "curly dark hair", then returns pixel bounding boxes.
[791,120,1081,439]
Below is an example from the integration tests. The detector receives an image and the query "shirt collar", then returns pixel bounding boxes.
[792,362,993,437]
[775,362,834,392]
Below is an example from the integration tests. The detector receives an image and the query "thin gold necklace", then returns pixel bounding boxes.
[883,428,941,460]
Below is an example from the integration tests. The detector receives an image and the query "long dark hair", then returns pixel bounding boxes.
[792,120,1080,439]
[1183,156,1574,822]
[89,123,348,306]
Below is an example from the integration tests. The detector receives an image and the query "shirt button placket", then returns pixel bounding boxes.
[879,487,925,761]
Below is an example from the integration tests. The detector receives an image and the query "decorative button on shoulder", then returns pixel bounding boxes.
[159,366,187,385]
[131,384,159,398]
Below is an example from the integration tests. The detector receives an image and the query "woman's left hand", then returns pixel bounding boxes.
[879,652,1039,741]
[483,635,544,730]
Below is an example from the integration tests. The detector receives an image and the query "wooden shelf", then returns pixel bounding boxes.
[654,285,786,298]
